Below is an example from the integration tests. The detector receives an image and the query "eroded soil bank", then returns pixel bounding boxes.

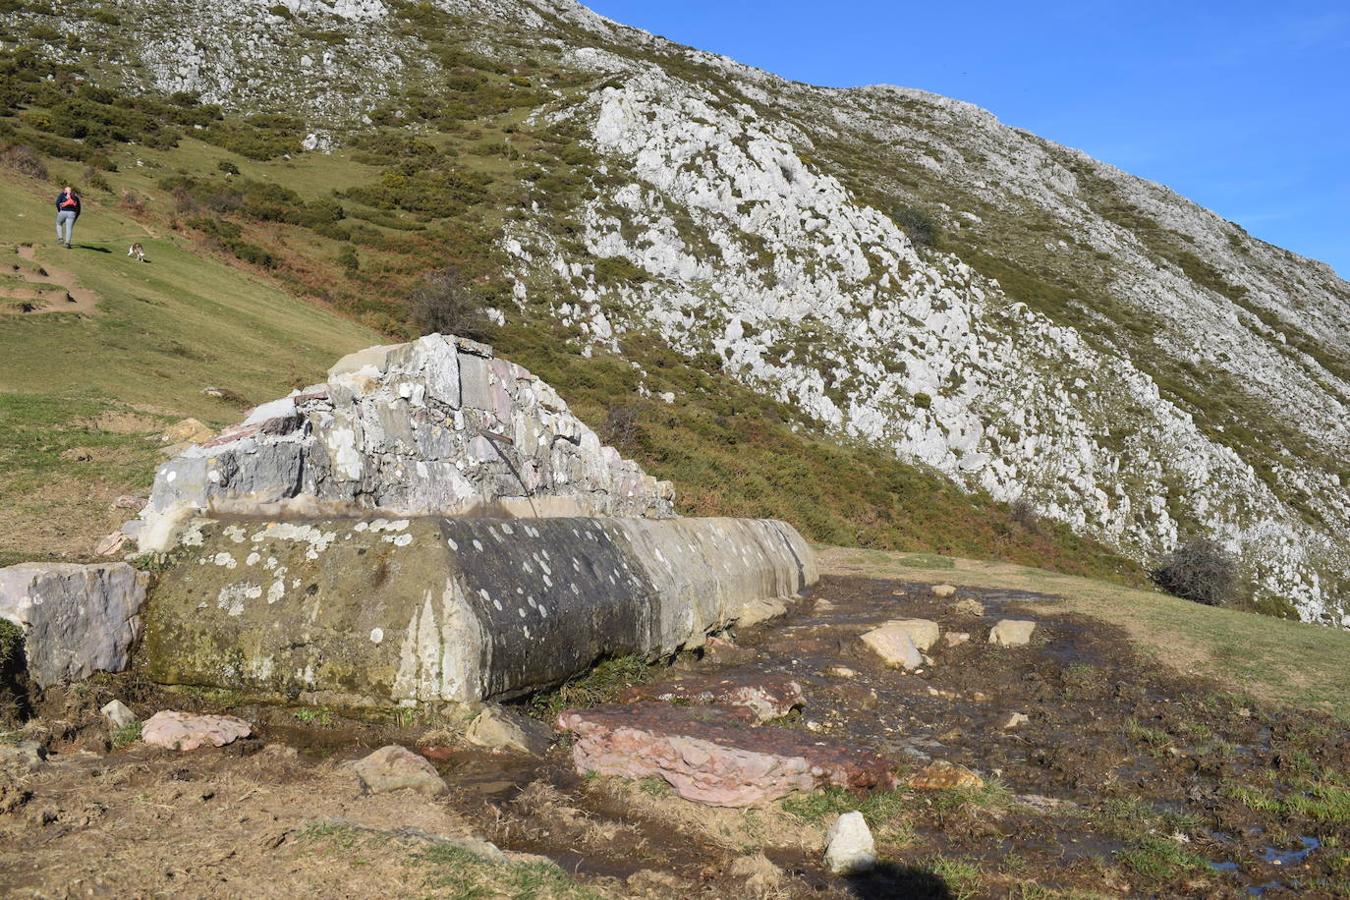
[2,574,1347,898]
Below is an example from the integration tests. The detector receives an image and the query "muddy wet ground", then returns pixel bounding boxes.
[2,573,1347,898]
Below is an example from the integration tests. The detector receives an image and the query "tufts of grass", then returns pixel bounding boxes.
[1115,835,1205,880]
[110,720,142,750]
[527,655,658,720]
[293,707,335,727]
[918,854,983,900]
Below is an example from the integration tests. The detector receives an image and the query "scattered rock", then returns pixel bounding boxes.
[1003,712,1029,730]
[698,635,759,666]
[885,618,941,652]
[930,584,957,599]
[989,619,1037,647]
[59,447,93,462]
[160,417,214,447]
[557,704,895,807]
[351,745,447,796]
[907,760,984,790]
[813,598,836,612]
[826,665,858,679]
[728,852,783,890]
[0,562,148,688]
[140,711,252,752]
[621,673,804,722]
[110,495,147,511]
[0,740,46,772]
[465,705,552,756]
[824,811,876,874]
[737,596,787,628]
[859,623,923,671]
[101,700,136,729]
[954,598,986,617]
[943,631,971,648]
[94,531,128,558]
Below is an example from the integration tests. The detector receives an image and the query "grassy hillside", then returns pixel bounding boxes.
[0,19,1151,585]
[0,174,381,563]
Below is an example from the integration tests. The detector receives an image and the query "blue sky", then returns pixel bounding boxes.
[586,1,1349,277]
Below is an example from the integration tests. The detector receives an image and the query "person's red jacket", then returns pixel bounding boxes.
[56,190,81,217]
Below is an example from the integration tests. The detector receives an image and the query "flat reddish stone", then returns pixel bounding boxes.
[557,704,895,807]
[620,673,805,722]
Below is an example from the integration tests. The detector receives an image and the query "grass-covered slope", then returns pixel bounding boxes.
[0,173,381,563]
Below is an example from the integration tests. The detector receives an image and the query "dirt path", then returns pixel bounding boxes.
[2,575,1346,898]
[0,245,100,316]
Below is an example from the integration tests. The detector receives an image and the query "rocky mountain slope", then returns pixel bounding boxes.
[4,0,1346,623]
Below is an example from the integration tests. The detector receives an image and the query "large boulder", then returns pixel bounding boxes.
[134,335,676,551]
[0,563,147,688]
[143,516,816,706]
[556,703,895,807]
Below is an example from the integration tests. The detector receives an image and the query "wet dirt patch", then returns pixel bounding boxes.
[2,574,1347,897]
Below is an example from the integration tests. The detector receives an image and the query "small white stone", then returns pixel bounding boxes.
[370,627,384,644]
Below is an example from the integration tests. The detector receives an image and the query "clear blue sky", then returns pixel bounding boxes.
[586,1,1349,277]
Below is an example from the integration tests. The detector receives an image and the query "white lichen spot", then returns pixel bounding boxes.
[223,525,247,544]
[472,539,484,552]
[267,580,285,605]
[383,533,413,547]
[217,582,262,617]
[213,552,237,569]
[370,627,384,644]
[245,552,260,567]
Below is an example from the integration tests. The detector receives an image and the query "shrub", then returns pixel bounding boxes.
[1151,537,1242,607]
[601,403,641,450]
[337,245,358,273]
[409,266,488,339]
[217,159,240,176]
[892,204,940,248]
[1010,497,1039,529]
[0,143,47,179]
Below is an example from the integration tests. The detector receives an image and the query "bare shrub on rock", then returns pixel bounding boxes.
[1151,537,1243,607]
[409,265,489,340]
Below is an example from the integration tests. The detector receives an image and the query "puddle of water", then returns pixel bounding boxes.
[1248,880,1285,896]
[1260,835,1319,866]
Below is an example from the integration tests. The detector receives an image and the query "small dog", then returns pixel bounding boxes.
[128,242,146,262]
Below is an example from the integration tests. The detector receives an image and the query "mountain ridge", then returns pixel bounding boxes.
[1,0,1345,623]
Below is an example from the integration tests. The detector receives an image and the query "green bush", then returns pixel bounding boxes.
[892,204,940,248]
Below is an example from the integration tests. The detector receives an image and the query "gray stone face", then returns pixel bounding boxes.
[135,335,677,551]
[142,516,817,707]
[0,563,148,688]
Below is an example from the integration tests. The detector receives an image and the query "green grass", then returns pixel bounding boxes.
[527,655,659,720]
[110,720,141,750]
[1115,836,1206,880]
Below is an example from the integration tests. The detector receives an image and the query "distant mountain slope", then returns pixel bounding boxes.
[2,0,1344,623]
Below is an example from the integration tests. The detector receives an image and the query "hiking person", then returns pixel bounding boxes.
[55,185,80,248]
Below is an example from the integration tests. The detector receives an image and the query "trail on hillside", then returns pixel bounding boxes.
[0,245,99,316]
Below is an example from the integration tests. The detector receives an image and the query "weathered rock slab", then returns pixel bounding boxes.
[136,334,677,551]
[557,704,895,807]
[0,563,148,688]
[141,711,252,751]
[144,515,815,706]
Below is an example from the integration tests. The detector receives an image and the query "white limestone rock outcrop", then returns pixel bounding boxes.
[134,334,675,551]
[0,563,148,689]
